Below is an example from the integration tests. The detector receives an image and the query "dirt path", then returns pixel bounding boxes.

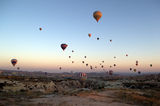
[21,89,137,106]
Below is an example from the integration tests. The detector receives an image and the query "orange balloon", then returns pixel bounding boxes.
[93,11,102,22]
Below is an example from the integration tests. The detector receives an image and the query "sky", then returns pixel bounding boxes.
[0,0,160,73]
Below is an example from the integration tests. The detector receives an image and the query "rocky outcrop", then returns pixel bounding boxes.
[123,82,160,89]
[0,79,106,94]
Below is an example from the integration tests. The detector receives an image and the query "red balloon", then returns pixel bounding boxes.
[39,27,42,31]
[61,44,68,51]
[88,33,91,37]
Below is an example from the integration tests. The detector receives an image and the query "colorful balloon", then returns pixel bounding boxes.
[90,66,93,70]
[88,33,91,37]
[138,71,141,74]
[93,11,102,22]
[101,65,104,68]
[97,37,99,40]
[133,69,136,72]
[39,27,42,31]
[109,70,113,75]
[61,44,68,51]
[59,67,62,70]
[11,59,17,66]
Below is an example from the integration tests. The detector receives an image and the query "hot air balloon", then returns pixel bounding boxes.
[114,56,116,59]
[109,70,113,75]
[114,64,116,67]
[72,50,74,53]
[150,64,152,67]
[102,61,104,63]
[95,66,97,68]
[136,60,138,64]
[97,37,99,40]
[110,66,112,68]
[11,59,17,66]
[90,66,93,70]
[110,40,112,42]
[86,64,88,66]
[100,63,102,65]
[93,11,102,22]
[101,65,104,68]
[133,69,136,72]
[84,56,87,58]
[61,44,68,51]
[69,56,71,58]
[136,63,138,66]
[126,54,128,57]
[72,61,74,63]
[130,68,132,71]
[59,67,62,70]
[39,27,42,31]
[138,71,141,74]
[88,33,91,37]
[82,61,84,63]
[17,67,20,70]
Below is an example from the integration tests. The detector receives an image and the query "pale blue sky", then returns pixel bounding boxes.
[0,0,160,73]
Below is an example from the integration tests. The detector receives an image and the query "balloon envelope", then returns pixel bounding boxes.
[88,33,91,37]
[39,27,42,31]
[61,44,68,51]
[11,59,17,66]
[93,11,102,22]
[138,71,141,74]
